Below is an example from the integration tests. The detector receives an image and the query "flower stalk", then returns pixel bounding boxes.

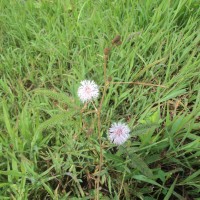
[95,46,111,200]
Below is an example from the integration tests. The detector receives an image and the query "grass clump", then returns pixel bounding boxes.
[0,0,200,199]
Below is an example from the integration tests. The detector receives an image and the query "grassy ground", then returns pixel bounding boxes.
[0,0,200,199]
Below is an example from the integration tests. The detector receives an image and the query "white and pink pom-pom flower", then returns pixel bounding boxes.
[108,122,130,145]
[77,80,99,103]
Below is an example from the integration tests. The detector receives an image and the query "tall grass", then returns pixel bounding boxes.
[0,0,200,199]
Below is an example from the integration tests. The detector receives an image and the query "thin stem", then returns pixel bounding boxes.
[91,101,98,112]
[118,170,126,199]
[95,48,110,200]
[96,110,102,200]
[112,81,167,88]
[80,102,88,113]
[83,110,97,116]
[103,56,107,82]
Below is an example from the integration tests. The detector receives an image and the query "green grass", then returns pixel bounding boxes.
[0,0,200,199]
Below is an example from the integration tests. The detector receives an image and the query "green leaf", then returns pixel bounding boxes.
[160,89,186,102]
[2,100,18,149]
[129,153,153,178]
[132,175,163,188]
[182,170,200,183]
[36,111,75,133]
[0,170,24,177]
[31,111,75,151]
[104,153,124,164]
[164,176,178,200]
[132,123,159,136]
[34,89,78,109]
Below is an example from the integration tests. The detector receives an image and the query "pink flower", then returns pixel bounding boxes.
[77,80,99,103]
[108,122,130,145]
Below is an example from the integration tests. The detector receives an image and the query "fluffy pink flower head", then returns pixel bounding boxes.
[77,80,99,103]
[108,122,130,145]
